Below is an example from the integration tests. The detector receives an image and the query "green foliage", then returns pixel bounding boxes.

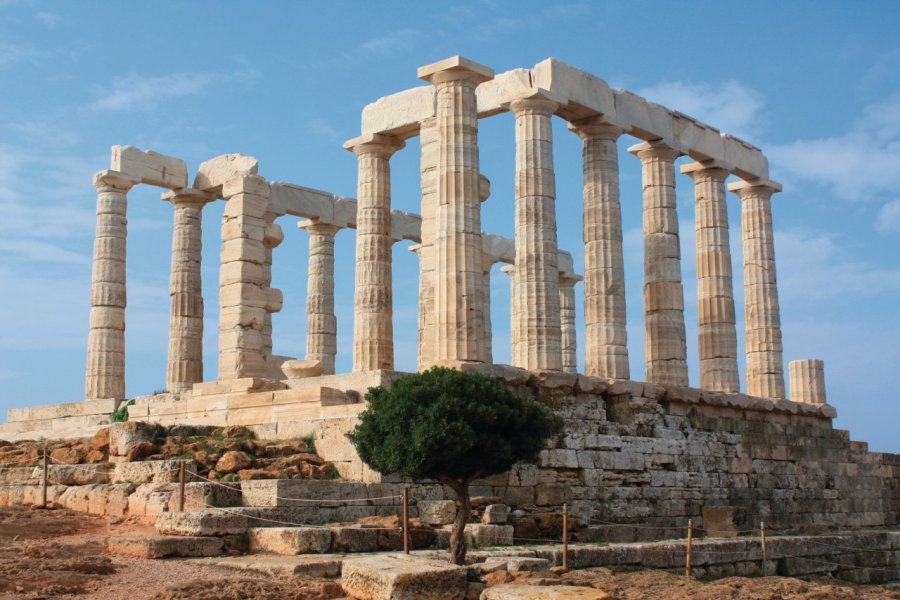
[301,434,316,454]
[111,400,134,423]
[348,367,562,484]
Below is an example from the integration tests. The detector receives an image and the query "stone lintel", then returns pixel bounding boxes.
[680,159,735,176]
[93,169,140,191]
[728,177,783,194]
[417,55,494,84]
[161,187,216,205]
[110,145,188,190]
[342,133,405,156]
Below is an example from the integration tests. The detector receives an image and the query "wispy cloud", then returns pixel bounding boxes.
[636,80,766,141]
[359,28,420,58]
[90,72,216,111]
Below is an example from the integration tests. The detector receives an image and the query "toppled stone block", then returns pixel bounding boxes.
[248,527,332,555]
[193,154,259,193]
[281,359,325,379]
[216,450,253,474]
[109,421,158,459]
[108,535,223,558]
[482,504,509,525]
[155,510,248,536]
[341,554,466,600]
[481,583,609,599]
[330,527,379,553]
[436,524,514,549]
[419,500,457,526]
[111,145,188,189]
[47,463,113,485]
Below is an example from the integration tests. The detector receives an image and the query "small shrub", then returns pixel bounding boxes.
[111,400,134,423]
[301,434,316,454]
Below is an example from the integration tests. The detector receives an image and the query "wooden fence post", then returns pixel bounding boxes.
[178,462,186,512]
[402,487,410,554]
[685,518,693,578]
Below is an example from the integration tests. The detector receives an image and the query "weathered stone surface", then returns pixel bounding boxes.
[193,154,259,193]
[91,427,110,451]
[481,557,551,573]
[109,421,158,458]
[281,358,325,379]
[330,527,379,553]
[108,535,223,558]
[216,450,253,474]
[111,145,188,189]
[248,527,332,555]
[155,510,249,536]
[419,500,457,526]
[342,554,466,600]
[465,524,514,548]
[112,460,196,484]
[481,584,609,599]
[482,504,509,525]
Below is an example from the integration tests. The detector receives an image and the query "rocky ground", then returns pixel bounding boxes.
[0,506,896,599]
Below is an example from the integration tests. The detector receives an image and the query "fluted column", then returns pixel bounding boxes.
[261,215,284,370]
[417,117,438,370]
[299,220,340,374]
[570,118,629,379]
[86,170,138,400]
[629,141,688,386]
[510,90,562,371]
[500,264,517,363]
[480,253,495,364]
[559,273,582,374]
[344,133,404,372]
[162,188,213,393]
[730,179,785,398]
[789,359,826,404]
[419,56,493,366]
[682,161,740,392]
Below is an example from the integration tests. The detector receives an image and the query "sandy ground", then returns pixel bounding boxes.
[0,506,896,599]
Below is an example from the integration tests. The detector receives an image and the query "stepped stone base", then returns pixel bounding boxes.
[248,527,332,555]
[107,535,223,558]
[341,554,467,600]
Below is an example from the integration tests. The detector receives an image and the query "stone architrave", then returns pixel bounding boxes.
[344,133,405,372]
[559,273,582,374]
[162,188,214,394]
[682,161,740,393]
[416,117,438,371]
[261,215,285,370]
[419,56,494,366]
[86,170,139,400]
[299,220,340,375]
[789,359,826,404]
[570,118,629,379]
[509,89,563,371]
[629,141,688,386]
[730,179,785,399]
[218,176,278,380]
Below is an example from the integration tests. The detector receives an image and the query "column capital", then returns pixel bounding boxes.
[499,264,514,276]
[93,170,139,193]
[559,272,583,286]
[628,140,681,162]
[161,187,215,206]
[479,174,491,202]
[728,177,783,197]
[418,55,494,86]
[298,219,341,236]
[679,159,734,181]
[506,88,563,116]
[568,116,624,140]
[343,133,405,158]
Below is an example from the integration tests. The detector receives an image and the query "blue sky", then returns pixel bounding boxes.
[0,1,898,452]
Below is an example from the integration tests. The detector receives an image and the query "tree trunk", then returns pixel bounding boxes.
[441,477,471,565]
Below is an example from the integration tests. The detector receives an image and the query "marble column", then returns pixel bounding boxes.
[299,220,340,374]
[570,118,629,379]
[261,215,284,371]
[418,56,493,365]
[559,273,582,374]
[730,179,785,399]
[629,141,688,386]
[479,253,495,364]
[219,176,280,380]
[682,161,740,393]
[162,188,213,394]
[86,170,138,400]
[510,90,562,371]
[789,359,826,404]
[344,133,404,372]
[416,117,438,370]
[500,264,517,363]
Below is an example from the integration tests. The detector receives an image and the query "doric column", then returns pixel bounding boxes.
[570,118,629,379]
[419,56,494,366]
[86,170,138,400]
[500,264,517,363]
[559,273,582,374]
[510,90,562,371]
[629,141,688,386]
[219,176,280,380]
[299,220,340,374]
[729,179,785,398]
[682,161,740,393]
[416,117,438,370]
[479,253,495,364]
[162,188,213,393]
[344,133,404,372]
[261,215,284,370]
[789,359,826,404]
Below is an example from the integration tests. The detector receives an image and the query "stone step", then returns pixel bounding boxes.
[341,554,467,600]
[239,478,445,509]
[247,526,382,554]
[107,535,224,559]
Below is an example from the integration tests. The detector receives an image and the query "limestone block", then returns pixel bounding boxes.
[194,154,259,193]
[112,460,197,484]
[107,535,223,559]
[476,68,533,116]
[47,463,113,486]
[330,527,379,553]
[155,510,249,536]
[361,85,435,138]
[789,359,827,404]
[673,113,725,162]
[281,359,325,379]
[482,584,609,599]
[614,90,674,142]
[110,145,188,189]
[419,500,457,526]
[108,421,157,458]
[481,557,551,573]
[723,135,769,180]
[465,524,514,547]
[532,58,617,121]
[482,504,509,525]
[247,527,332,555]
[341,554,466,600]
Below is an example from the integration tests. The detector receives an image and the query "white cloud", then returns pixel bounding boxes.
[359,29,420,58]
[90,72,216,111]
[636,80,766,142]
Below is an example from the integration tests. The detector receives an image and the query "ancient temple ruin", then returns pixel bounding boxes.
[2,57,895,534]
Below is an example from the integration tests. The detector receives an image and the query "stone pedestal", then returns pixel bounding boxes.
[682,161,739,393]
[559,273,581,374]
[418,56,493,366]
[218,176,279,380]
[86,170,138,400]
[571,118,629,379]
[162,188,213,394]
[629,141,688,386]
[730,179,785,399]
[789,359,826,404]
[344,134,404,372]
[299,221,340,375]
[510,91,562,371]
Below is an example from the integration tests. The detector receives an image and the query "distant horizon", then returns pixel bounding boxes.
[0,1,898,453]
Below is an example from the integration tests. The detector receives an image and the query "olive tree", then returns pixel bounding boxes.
[347,367,562,564]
